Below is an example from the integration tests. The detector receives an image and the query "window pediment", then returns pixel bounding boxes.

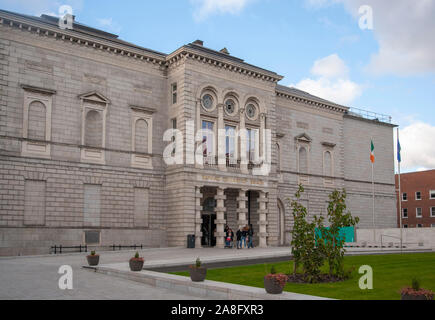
[322,141,336,148]
[78,91,110,105]
[295,133,312,143]
[20,84,56,95]
[130,105,156,114]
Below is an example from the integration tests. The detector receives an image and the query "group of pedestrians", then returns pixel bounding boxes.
[224,224,254,249]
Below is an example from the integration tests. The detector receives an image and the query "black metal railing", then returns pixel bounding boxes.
[50,244,144,254]
[50,245,88,254]
[110,244,143,251]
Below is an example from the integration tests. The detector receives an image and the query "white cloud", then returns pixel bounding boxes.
[291,54,362,105]
[394,122,435,172]
[311,54,349,78]
[306,0,435,75]
[191,0,253,21]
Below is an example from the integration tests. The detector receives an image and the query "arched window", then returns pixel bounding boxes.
[134,119,149,153]
[85,110,103,148]
[28,101,46,140]
[299,147,308,174]
[324,151,332,176]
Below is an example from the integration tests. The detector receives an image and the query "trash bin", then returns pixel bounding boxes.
[187,234,195,248]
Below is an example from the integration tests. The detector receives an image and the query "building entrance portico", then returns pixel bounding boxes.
[196,186,269,249]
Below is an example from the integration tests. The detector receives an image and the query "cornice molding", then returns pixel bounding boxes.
[167,48,283,84]
[20,84,56,95]
[0,12,166,68]
[276,89,349,114]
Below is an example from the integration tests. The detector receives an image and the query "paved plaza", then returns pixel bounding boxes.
[1,246,428,300]
[0,247,291,300]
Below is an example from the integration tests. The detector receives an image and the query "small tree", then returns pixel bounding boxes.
[320,189,359,277]
[290,185,325,283]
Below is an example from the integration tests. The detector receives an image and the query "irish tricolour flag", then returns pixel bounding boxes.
[370,140,375,164]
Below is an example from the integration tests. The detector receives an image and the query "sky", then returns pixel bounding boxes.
[1,0,434,173]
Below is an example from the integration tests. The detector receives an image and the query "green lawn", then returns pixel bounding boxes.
[171,253,435,300]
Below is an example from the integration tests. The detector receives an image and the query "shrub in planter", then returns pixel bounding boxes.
[189,257,207,282]
[129,252,144,272]
[264,266,288,294]
[401,278,434,300]
[86,250,100,266]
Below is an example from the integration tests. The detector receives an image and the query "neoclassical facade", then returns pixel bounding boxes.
[0,10,397,255]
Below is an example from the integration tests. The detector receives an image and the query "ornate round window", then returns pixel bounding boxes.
[246,104,257,120]
[201,94,214,111]
[224,99,236,116]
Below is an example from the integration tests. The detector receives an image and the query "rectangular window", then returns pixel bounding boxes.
[403,224,408,228]
[416,207,422,218]
[430,190,435,199]
[402,208,408,218]
[171,83,177,104]
[431,207,435,217]
[417,224,423,228]
[24,180,46,226]
[202,120,214,163]
[134,188,149,228]
[432,224,435,228]
[416,192,421,200]
[402,193,407,201]
[225,125,236,160]
[84,184,101,227]
[246,128,258,162]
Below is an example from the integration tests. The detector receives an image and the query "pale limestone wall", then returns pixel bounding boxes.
[0,24,168,255]
[0,12,398,253]
[0,227,167,256]
[356,228,435,248]
[274,97,397,246]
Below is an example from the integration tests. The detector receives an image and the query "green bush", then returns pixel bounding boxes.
[196,257,202,268]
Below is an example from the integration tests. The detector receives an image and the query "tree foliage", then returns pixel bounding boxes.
[290,185,325,283]
[289,185,359,282]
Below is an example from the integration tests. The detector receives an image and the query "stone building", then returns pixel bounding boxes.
[0,10,397,256]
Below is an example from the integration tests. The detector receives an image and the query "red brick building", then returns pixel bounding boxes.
[395,170,435,228]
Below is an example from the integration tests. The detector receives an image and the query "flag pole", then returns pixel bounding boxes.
[371,138,376,242]
[397,128,403,253]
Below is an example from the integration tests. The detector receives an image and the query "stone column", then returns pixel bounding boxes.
[257,191,269,248]
[195,100,203,169]
[239,108,248,174]
[214,187,227,248]
[194,186,203,248]
[237,189,249,229]
[217,104,226,171]
[260,113,266,159]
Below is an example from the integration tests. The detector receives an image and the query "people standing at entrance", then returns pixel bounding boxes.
[225,228,234,248]
[236,228,242,249]
[247,224,254,249]
[241,226,248,248]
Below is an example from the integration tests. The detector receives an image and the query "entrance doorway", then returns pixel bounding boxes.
[201,197,216,247]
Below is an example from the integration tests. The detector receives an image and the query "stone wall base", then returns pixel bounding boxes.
[0,227,167,256]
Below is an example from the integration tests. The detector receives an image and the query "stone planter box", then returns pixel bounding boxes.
[264,277,284,294]
[129,258,144,272]
[86,254,100,266]
[189,267,207,282]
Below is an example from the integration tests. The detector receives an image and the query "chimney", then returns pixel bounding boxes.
[192,40,204,46]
